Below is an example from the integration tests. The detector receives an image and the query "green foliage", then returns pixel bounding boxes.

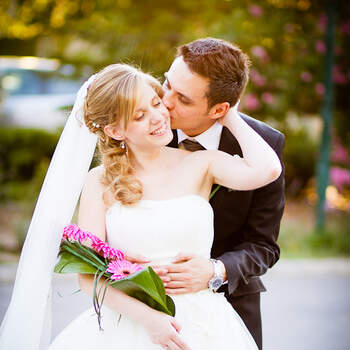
[279,211,350,257]
[0,127,59,201]
[0,127,100,203]
[283,126,318,196]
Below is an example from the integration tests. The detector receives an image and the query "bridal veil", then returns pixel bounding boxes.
[0,75,97,349]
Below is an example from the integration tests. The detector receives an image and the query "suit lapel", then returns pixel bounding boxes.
[218,126,242,157]
[168,129,178,148]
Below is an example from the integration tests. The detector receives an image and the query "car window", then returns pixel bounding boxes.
[0,69,80,96]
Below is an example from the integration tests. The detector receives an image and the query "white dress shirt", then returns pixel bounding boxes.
[176,122,223,150]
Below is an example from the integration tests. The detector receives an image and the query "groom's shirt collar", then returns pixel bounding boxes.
[176,122,223,150]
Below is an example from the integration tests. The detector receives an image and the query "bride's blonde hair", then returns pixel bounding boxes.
[83,63,164,206]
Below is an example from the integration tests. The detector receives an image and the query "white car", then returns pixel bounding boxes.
[0,56,82,130]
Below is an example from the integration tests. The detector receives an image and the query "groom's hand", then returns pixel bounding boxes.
[153,253,214,294]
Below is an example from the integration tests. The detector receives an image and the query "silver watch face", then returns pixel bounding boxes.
[210,278,223,291]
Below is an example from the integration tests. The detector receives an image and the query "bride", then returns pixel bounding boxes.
[1,63,281,350]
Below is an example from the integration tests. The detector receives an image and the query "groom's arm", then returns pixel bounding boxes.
[218,132,285,295]
[155,132,284,295]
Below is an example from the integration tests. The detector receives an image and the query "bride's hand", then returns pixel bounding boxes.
[142,310,191,350]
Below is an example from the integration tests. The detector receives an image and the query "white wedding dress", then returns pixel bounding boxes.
[49,195,258,350]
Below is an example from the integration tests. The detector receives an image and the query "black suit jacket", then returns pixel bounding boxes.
[168,113,285,297]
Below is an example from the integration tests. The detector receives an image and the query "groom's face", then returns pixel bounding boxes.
[162,56,216,137]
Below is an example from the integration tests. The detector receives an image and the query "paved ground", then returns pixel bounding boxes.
[1,258,350,350]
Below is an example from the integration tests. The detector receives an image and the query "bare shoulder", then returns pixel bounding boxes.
[81,165,107,203]
[79,165,107,240]
[85,165,105,188]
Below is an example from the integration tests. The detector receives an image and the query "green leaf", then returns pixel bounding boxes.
[210,184,221,200]
[165,295,176,316]
[54,251,100,274]
[60,243,105,271]
[54,247,176,317]
[110,267,175,316]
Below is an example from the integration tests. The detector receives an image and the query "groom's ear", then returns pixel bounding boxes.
[208,102,230,120]
[104,124,124,141]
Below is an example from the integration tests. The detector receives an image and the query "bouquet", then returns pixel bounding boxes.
[54,224,175,329]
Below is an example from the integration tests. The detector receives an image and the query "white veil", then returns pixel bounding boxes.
[0,75,97,349]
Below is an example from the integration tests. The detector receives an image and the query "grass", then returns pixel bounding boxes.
[278,200,350,258]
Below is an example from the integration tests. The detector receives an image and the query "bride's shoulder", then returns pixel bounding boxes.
[84,165,105,191]
[87,165,104,179]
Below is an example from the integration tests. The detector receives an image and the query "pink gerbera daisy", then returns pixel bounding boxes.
[63,224,90,242]
[106,260,143,281]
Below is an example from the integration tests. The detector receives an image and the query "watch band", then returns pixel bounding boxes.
[208,259,224,292]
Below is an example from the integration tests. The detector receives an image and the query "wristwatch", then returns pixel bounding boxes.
[208,259,225,292]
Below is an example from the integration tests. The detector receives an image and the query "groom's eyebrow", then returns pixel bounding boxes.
[164,73,193,103]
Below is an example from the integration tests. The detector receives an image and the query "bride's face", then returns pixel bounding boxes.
[123,83,173,150]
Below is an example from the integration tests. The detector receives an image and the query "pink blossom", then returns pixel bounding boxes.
[63,224,89,242]
[300,71,312,82]
[318,13,327,32]
[107,260,143,281]
[261,92,275,105]
[243,93,261,111]
[251,46,270,63]
[315,40,326,54]
[250,69,266,87]
[340,20,350,36]
[248,5,264,17]
[62,224,124,260]
[330,167,350,190]
[315,83,325,96]
[91,239,124,260]
[332,140,350,165]
[333,65,348,85]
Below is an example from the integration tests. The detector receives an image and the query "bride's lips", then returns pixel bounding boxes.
[150,122,169,136]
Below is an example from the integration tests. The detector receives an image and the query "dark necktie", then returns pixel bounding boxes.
[180,139,206,152]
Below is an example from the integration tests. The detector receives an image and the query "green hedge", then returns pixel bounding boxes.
[0,127,60,201]
[0,127,101,203]
[0,125,319,202]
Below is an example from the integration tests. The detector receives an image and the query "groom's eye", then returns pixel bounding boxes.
[179,96,190,105]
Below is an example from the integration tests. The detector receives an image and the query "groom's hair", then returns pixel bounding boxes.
[177,38,250,109]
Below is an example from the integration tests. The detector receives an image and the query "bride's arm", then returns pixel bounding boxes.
[205,108,282,190]
[77,167,190,350]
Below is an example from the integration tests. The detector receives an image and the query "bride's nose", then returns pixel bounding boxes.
[150,111,164,124]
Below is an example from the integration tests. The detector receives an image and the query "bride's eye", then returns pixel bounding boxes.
[135,113,145,121]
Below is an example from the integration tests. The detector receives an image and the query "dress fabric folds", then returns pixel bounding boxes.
[49,195,258,350]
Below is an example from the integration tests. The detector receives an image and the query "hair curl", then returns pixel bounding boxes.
[83,64,163,206]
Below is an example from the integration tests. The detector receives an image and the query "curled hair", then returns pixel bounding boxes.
[83,64,163,206]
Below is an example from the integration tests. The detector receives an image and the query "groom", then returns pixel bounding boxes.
[158,38,285,349]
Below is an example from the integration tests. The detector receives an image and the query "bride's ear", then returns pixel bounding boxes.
[104,124,124,141]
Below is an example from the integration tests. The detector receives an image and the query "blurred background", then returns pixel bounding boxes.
[0,0,349,259]
[0,0,349,349]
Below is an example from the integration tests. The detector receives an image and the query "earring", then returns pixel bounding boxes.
[120,140,128,155]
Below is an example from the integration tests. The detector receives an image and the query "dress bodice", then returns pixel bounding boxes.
[105,195,214,265]
[51,197,258,350]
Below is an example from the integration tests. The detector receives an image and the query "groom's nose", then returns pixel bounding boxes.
[162,90,174,110]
